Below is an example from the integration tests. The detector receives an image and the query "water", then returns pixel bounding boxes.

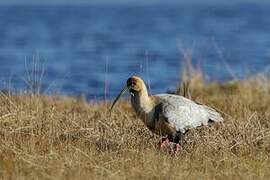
[0,3,270,99]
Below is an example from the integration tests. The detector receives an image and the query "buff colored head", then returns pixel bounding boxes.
[110,76,147,111]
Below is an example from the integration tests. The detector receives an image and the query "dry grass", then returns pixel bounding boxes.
[0,74,270,180]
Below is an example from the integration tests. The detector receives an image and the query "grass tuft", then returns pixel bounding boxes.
[0,58,270,179]
[0,74,269,179]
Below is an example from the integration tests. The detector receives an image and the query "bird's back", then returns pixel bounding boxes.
[155,94,223,133]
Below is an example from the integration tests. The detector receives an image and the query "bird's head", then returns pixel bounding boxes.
[110,76,146,111]
[126,76,145,95]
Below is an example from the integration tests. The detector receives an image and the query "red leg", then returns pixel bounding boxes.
[158,136,182,156]
[170,143,181,156]
[157,136,170,148]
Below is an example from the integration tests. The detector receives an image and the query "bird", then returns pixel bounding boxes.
[110,76,223,154]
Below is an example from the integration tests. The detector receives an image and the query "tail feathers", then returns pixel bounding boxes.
[202,105,224,122]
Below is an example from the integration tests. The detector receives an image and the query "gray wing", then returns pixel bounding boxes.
[156,94,223,133]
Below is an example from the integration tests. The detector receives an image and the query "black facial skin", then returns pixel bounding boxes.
[127,78,136,87]
[127,78,138,95]
[129,89,136,94]
[127,78,138,96]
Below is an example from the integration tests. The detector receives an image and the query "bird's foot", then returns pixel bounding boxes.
[169,143,181,156]
[158,136,170,148]
[158,137,181,156]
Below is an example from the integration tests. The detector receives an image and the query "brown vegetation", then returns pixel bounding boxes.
[0,74,270,179]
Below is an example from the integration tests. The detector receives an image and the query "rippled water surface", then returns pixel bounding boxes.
[0,3,270,99]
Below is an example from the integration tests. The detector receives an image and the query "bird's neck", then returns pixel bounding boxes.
[131,89,154,114]
[130,87,158,130]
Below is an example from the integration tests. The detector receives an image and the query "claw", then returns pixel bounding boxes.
[158,136,181,156]
[158,136,170,148]
[170,143,181,156]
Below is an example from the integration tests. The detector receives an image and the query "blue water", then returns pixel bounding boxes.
[0,3,270,99]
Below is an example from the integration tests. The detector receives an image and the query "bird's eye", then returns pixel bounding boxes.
[131,80,136,86]
[127,78,136,87]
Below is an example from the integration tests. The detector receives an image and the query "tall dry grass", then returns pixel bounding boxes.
[0,65,270,179]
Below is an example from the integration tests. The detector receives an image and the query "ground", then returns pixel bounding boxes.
[0,76,270,179]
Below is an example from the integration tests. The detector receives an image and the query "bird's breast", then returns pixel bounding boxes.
[131,97,155,128]
[130,97,175,136]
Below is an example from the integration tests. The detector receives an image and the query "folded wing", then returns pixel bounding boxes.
[156,94,223,133]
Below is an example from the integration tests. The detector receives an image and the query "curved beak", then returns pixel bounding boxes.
[110,85,129,112]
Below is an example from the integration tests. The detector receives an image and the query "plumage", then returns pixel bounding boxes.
[155,94,223,133]
[111,76,223,145]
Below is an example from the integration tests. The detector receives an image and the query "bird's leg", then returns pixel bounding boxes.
[168,143,181,156]
[157,133,183,155]
[170,131,182,155]
[158,135,170,148]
